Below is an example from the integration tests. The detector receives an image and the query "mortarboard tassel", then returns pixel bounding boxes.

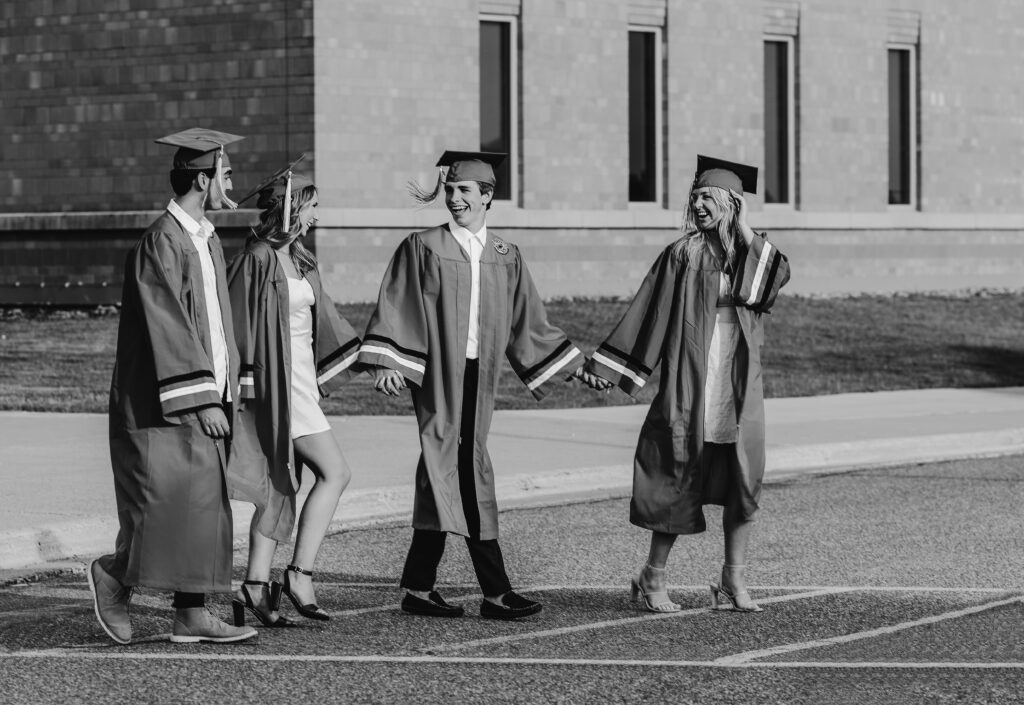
[212,148,238,209]
[407,167,445,206]
[282,171,293,232]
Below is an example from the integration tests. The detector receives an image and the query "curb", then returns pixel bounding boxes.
[2,430,1022,574]
[764,428,1024,480]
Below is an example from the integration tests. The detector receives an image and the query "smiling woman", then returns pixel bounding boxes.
[685,186,738,274]
[584,154,790,616]
[244,172,320,277]
[224,166,367,628]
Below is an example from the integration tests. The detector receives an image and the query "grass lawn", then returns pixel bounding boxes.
[1,292,1022,414]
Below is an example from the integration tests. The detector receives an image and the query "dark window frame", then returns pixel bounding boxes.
[628,26,663,205]
[888,44,918,207]
[480,16,518,203]
[764,35,796,207]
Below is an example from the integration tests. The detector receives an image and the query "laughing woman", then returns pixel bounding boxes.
[226,167,364,627]
[584,156,790,614]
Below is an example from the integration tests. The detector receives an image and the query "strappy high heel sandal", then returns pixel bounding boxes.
[232,580,295,627]
[629,563,681,613]
[282,564,330,621]
[710,564,763,613]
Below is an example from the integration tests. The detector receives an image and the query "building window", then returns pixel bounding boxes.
[628,27,662,204]
[888,45,917,206]
[480,17,518,202]
[764,36,795,206]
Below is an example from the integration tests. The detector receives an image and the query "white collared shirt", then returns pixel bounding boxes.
[167,200,230,400]
[448,220,487,360]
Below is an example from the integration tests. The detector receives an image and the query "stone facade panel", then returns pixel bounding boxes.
[313,0,478,209]
[519,0,629,210]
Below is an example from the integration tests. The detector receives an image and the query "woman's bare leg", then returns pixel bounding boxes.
[287,430,352,605]
[721,489,758,609]
[244,517,278,583]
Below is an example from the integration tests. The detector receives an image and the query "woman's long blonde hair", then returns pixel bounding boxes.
[681,184,741,277]
[250,184,318,276]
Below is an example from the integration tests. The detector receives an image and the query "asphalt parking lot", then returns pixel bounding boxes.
[2,454,1023,704]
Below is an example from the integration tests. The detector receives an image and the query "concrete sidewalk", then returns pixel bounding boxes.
[1,387,1022,573]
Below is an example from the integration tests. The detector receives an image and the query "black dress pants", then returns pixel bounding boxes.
[400,359,512,597]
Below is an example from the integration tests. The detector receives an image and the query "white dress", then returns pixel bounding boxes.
[703,272,740,444]
[287,277,330,439]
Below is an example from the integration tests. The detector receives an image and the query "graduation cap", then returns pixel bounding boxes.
[408,150,508,205]
[237,153,313,232]
[155,127,244,170]
[694,155,758,194]
[155,127,244,209]
[437,150,507,187]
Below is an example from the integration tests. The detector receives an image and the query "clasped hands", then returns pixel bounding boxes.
[571,366,613,392]
[373,365,407,396]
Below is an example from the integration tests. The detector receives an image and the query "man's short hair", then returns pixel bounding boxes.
[479,182,494,210]
[169,168,213,197]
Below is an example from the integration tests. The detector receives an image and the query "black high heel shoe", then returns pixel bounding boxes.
[282,565,330,621]
[232,580,296,627]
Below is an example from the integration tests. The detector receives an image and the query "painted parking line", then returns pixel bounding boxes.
[277,583,1022,625]
[4,584,1023,669]
[424,587,852,654]
[16,581,1017,595]
[715,594,1024,665]
[746,661,1024,670]
[0,583,479,622]
[321,583,1004,623]
[0,583,1013,621]
[0,582,733,620]
[5,583,1022,669]
[4,651,1024,670]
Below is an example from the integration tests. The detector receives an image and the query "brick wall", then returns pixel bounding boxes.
[0,0,315,212]
[0,212,256,305]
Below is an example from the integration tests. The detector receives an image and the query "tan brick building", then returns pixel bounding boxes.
[2,0,1022,303]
